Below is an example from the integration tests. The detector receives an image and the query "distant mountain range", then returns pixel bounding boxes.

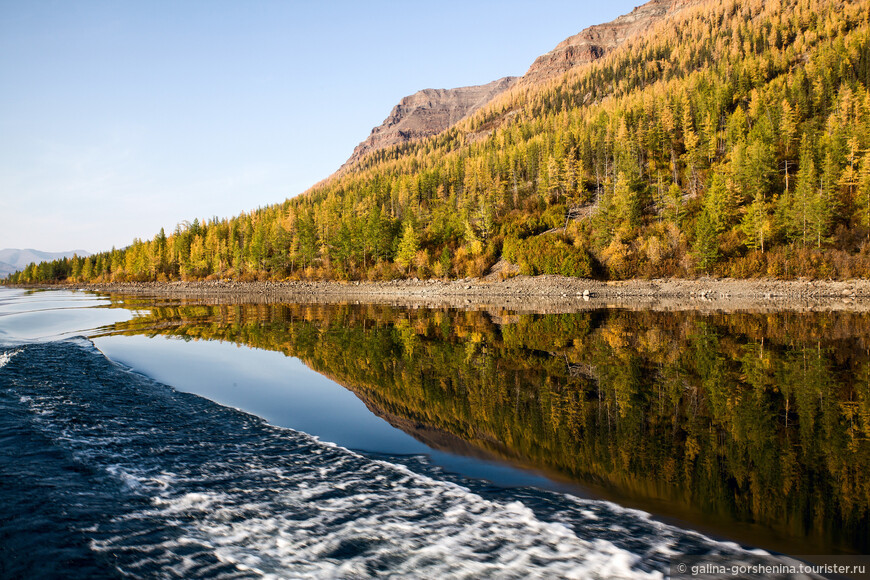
[0,248,90,277]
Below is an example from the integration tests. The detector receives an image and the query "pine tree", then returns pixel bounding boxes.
[666,183,683,225]
[395,221,419,275]
[612,171,639,233]
[857,154,870,236]
[702,172,733,234]
[694,210,720,273]
[791,136,821,247]
[437,247,452,278]
[741,193,769,252]
[81,258,94,281]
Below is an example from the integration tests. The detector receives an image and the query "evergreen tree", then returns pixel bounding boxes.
[857,154,870,236]
[395,221,419,274]
[694,210,720,274]
[788,136,822,247]
[702,172,733,234]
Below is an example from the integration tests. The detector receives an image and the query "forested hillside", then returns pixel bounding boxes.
[9,0,870,284]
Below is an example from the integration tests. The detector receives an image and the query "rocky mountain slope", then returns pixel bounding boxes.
[521,0,699,84]
[343,0,698,168]
[343,77,517,169]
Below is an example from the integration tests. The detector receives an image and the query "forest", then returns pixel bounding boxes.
[8,0,870,284]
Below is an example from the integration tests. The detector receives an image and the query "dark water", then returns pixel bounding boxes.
[1,288,868,578]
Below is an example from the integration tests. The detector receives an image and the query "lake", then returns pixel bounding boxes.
[1,287,867,578]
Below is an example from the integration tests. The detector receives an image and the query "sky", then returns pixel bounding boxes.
[0,0,640,253]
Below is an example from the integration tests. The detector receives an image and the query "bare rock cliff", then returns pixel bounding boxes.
[341,0,701,170]
[521,0,697,84]
[343,77,518,169]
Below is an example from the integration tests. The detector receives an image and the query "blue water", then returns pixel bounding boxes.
[0,289,786,578]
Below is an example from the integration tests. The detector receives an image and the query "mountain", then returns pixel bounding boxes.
[0,249,90,277]
[12,0,870,285]
[343,0,698,168]
[342,77,518,170]
[0,261,17,278]
[520,0,698,84]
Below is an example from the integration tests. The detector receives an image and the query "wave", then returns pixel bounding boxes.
[0,348,19,369]
[0,340,761,579]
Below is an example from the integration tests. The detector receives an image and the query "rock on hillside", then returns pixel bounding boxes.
[342,77,517,170]
[521,0,699,84]
[340,0,701,170]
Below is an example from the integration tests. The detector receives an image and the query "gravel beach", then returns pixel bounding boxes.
[27,275,870,313]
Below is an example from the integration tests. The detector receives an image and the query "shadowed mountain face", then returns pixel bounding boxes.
[342,0,699,169]
[342,77,518,169]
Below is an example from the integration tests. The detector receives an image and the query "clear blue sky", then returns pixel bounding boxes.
[0,0,640,253]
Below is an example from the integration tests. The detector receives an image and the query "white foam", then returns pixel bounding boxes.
[0,349,19,369]
[131,459,679,579]
[105,465,147,490]
[66,336,97,349]
[153,492,220,514]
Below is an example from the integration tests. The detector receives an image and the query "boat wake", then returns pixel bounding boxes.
[0,340,764,579]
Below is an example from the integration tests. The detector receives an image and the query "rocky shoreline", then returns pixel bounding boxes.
[18,275,870,313]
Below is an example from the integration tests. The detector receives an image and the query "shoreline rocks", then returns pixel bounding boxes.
[13,275,870,313]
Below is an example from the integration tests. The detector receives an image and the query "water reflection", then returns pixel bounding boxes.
[94,334,433,455]
[97,298,870,555]
[0,289,130,343]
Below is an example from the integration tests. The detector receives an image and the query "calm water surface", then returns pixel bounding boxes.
[1,287,867,578]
